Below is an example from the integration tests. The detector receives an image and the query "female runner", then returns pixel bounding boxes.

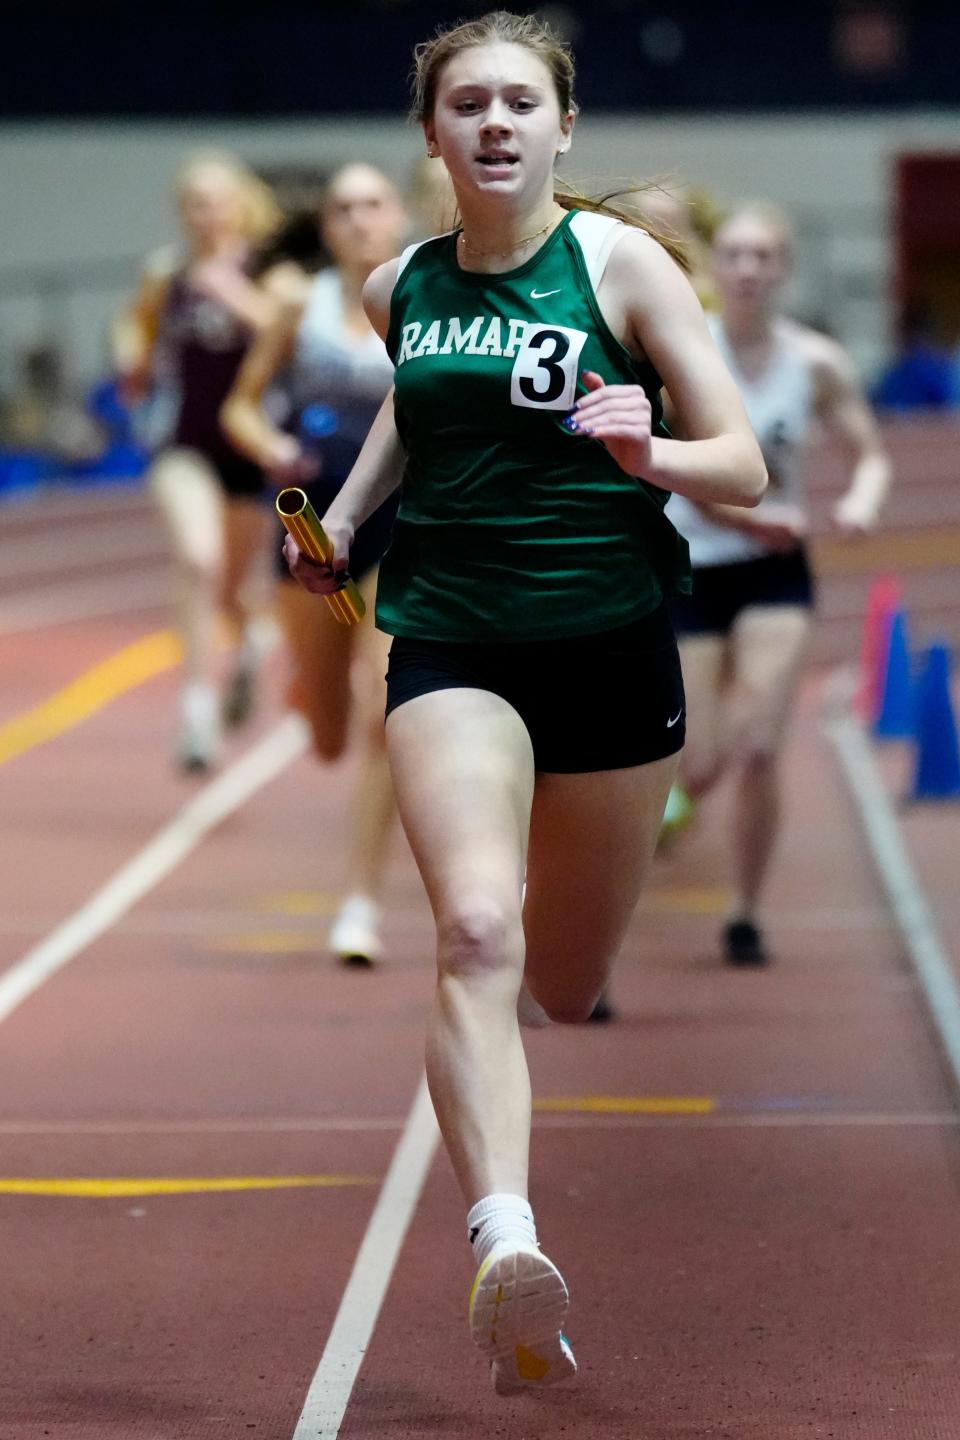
[113,152,286,770]
[222,163,407,965]
[288,12,765,1390]
[667,202,891,965]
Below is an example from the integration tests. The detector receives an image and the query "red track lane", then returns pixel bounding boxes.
[1,491,959,1437]
[341,690,960,1439]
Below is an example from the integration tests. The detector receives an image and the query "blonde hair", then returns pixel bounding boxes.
[174,150,283,244]
[410,10,688,271]
[714,201,795,260]
[320,162,402,213]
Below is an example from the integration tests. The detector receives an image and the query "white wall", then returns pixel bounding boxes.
[1,111,958,389]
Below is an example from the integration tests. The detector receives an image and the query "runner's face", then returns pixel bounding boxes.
[178,165,245,249]
[712,216,790,314]
[425,42,571,205]
[321,168,407,272]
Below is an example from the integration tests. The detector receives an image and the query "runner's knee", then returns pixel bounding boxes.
[526,948,611,1024]
[308,718,349,763]
[541,987,604,1025]
[437,901,522,983]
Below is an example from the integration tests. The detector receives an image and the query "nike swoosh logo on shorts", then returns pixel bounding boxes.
[530,288,561,299]
[666,710,683,728]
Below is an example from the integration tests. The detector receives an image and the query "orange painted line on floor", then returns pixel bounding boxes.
[211,931,328,954]
[0,629,181,767]
[534,1095,716,1116]
[258,891,340,916]
[640,885,732,915]
[812,526,960,574]
[0,1174,376,1198]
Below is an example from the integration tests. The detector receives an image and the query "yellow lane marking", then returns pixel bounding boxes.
[258,891,339,916]
[812,526,960,574]
[0,629,181,767]
[534,1096,716,1116]
[211,931,326,954]
[0,1174,375,1198]
[640,885,732,915]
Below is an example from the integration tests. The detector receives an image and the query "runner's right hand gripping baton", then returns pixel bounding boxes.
[275,487,366,626]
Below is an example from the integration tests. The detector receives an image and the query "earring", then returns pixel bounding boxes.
[426,145,437,158]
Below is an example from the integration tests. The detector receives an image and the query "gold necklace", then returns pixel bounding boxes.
[458,212,559,259]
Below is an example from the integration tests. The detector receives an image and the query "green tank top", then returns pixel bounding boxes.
[377,208,690,642]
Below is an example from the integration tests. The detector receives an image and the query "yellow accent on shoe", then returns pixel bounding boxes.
[468,1251,498,1320]
[469,1241,575,1394]
[515,1345,551,1381]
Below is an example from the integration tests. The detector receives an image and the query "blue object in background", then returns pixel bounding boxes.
[911,642,960,800]
[299,403,340,441]
[871,342,959,413]
[296,403,360,480]
[0,378,150,501]
[67,378,149,485]
[0,450,55,498]
[67,441,149,484]
[873,609,915,739]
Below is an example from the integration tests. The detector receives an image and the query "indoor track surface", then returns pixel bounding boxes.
[1,487,958,1439]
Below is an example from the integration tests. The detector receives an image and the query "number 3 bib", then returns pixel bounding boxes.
[510,324,588,411]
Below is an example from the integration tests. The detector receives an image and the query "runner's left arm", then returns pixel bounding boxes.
[812,336,891,537]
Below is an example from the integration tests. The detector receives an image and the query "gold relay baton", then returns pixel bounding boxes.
[275,487,366,626]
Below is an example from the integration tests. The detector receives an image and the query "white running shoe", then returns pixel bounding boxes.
[327,895,383,967]
[176,683,220,773]
[468,1241,577,1395]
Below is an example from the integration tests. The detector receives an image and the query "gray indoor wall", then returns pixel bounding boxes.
[1,112,959,391]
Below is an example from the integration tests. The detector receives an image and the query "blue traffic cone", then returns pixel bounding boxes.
[872,608,914,739]
[911,642,960,801]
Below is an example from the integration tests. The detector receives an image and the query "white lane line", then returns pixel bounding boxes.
[292,1073,439,1440]
[0,714,308,1026]
[827,710,960,1096]
[0,1110,956,1137]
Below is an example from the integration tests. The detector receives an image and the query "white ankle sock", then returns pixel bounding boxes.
[467,1193,538,1269]
[180,681,218,728]
[237,616,274,673]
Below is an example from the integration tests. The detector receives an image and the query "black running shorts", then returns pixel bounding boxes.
[207,447,266,500]
[384,604,685,774]
[670,548,815,637]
